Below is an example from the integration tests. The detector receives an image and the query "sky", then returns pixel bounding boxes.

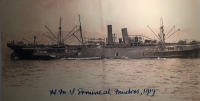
[0,0,200,43]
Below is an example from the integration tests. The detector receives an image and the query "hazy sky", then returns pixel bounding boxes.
[0,0,200,42]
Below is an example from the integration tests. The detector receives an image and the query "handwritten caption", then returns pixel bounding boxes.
[49,88,156,97]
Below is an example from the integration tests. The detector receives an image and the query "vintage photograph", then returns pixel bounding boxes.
[1,0,200,101]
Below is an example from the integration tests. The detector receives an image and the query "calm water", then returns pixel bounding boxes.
[2,57,200,101]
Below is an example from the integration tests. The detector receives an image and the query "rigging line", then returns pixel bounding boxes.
[147,25,160,40]
[166,25,175,37]
[165,29,180,40]
[43,34,58,43]
[63,29,80,42]
[22,38,32,44]
[45,25,59,41]
[73,33,82,43]
[67,37,75,44]
[62,25,77,42]
[37,35,44,44]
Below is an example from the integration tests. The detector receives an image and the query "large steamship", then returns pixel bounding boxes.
[7,15,200,60]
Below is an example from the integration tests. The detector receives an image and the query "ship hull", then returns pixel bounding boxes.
[7,44,35,60]
[79,46,200,59]
[7,43,200,60]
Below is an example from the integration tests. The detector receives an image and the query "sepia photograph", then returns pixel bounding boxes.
[1,0,200,101]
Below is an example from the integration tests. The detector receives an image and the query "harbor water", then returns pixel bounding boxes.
[2,56,200,101]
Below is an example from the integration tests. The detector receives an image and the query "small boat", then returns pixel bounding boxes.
[65,57,102,60]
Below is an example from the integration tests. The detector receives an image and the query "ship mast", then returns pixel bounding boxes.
[148,18,180,50]
[147,18,165,50]
[58,16,62,45]
[160,18,165,50]
[79,14,84,44]
[45,15,83,45]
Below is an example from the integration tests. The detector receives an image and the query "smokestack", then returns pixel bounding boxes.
[107,25,113,44]
[34,36,36,45]
[121,28,129,44]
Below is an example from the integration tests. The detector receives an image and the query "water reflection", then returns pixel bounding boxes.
[2,58,200,101]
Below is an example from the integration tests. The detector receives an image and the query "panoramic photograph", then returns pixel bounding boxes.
[1,0,200,101]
